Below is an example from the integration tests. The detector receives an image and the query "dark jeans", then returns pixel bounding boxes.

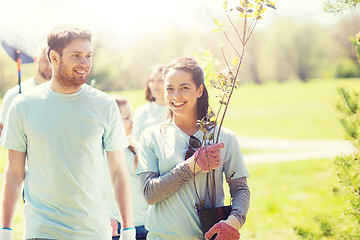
[112,225,148,240]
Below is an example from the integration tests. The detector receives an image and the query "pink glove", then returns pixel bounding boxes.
[205,221,240,240]
[193,143,224,172]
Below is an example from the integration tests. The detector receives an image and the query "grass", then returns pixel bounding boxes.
[0,145,349,240]
[231,159,349,239]
[0,79,358,239]
[114,78,360,140]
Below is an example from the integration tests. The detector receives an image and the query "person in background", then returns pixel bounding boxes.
[0,42,52,137]
[136,57,250,240]
[0,25,135,240]
[132,63,168,141]
[109,96,148,240]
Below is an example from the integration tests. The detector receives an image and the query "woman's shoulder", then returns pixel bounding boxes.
[141,121,173,139]
[215,125,235,137]
[133,102,153,115]
[211,125,238,145]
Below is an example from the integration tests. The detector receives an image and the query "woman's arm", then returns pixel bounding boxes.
[226,177,250,229]
[139,161,193,205]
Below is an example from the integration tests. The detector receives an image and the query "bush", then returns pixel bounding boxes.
[335,58,360,78]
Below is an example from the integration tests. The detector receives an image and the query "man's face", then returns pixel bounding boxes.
[56,38,93,88]
[37,54,52,80]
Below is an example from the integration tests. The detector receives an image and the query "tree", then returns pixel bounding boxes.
[324,0,360,13]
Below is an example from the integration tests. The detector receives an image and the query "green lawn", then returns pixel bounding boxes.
[114,78,360,140]
[0,146,349,240]
[240,159,349,239]
[0,79,358,239]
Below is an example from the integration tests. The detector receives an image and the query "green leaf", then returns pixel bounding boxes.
[214,19,221,27]
[232,57,239,66]
[266,1,276,9]
[247,9,253,13]
[212,29,221,33]
[236,6,245,13]
[248,3,254,7]
[223,0,228,11]
[209,133,214,141]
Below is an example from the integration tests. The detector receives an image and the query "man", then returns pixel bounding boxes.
[0,42,52,137]
[0,25,135,240]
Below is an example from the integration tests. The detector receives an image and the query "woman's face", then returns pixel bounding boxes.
[119,104,133,136]
[164,69,203,119]
[148,71,164,102]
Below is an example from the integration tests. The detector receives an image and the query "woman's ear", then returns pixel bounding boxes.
[197,84,204,98]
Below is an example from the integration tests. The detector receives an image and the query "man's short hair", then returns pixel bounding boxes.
[47,25,92,62]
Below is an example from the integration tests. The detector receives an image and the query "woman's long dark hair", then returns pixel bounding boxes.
[163,57,209,120]
[145,63,164,102]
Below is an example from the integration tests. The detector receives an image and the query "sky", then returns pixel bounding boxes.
[0,0,357,56]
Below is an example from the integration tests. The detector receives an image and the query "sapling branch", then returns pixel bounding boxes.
[194,0,276,209]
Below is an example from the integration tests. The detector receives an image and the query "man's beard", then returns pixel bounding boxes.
[57,61,88,88]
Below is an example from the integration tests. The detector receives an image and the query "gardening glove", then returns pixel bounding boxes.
[119,227,136,240]
[110,219,120,237]
[205,221,240,240]
[0,228,12,240]
[193,143,224,172]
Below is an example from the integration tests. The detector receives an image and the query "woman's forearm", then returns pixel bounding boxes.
[228,177,250,228]
[139,162,193,205]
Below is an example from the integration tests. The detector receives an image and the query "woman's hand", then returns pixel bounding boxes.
[186,143,224,174]
[205,220,240,240]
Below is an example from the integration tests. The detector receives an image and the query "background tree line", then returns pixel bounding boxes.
[0,13,359,96]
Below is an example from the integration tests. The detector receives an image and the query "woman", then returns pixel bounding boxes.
[137,58,250,240]
[110,96,149,240]
[132,64,168,141]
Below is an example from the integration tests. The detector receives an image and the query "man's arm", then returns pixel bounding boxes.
[106,150,134,229]
[0,123,3,138]
[1,149,26,228]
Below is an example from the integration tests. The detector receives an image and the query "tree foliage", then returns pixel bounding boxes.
[330,31,360,238]
[324,0,360,13]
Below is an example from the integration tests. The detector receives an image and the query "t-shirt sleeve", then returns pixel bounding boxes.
[222,131,249,180]
[0,90,17,124]
[103,100,129,151]
[0,101,27,152]
[136,128,159,174]
[131,107,143,141]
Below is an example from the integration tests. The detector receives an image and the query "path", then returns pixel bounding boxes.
[237,136,357,164]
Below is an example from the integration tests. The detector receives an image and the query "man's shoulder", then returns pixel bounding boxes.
[3,77,36,100]
[83,84,115,102]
